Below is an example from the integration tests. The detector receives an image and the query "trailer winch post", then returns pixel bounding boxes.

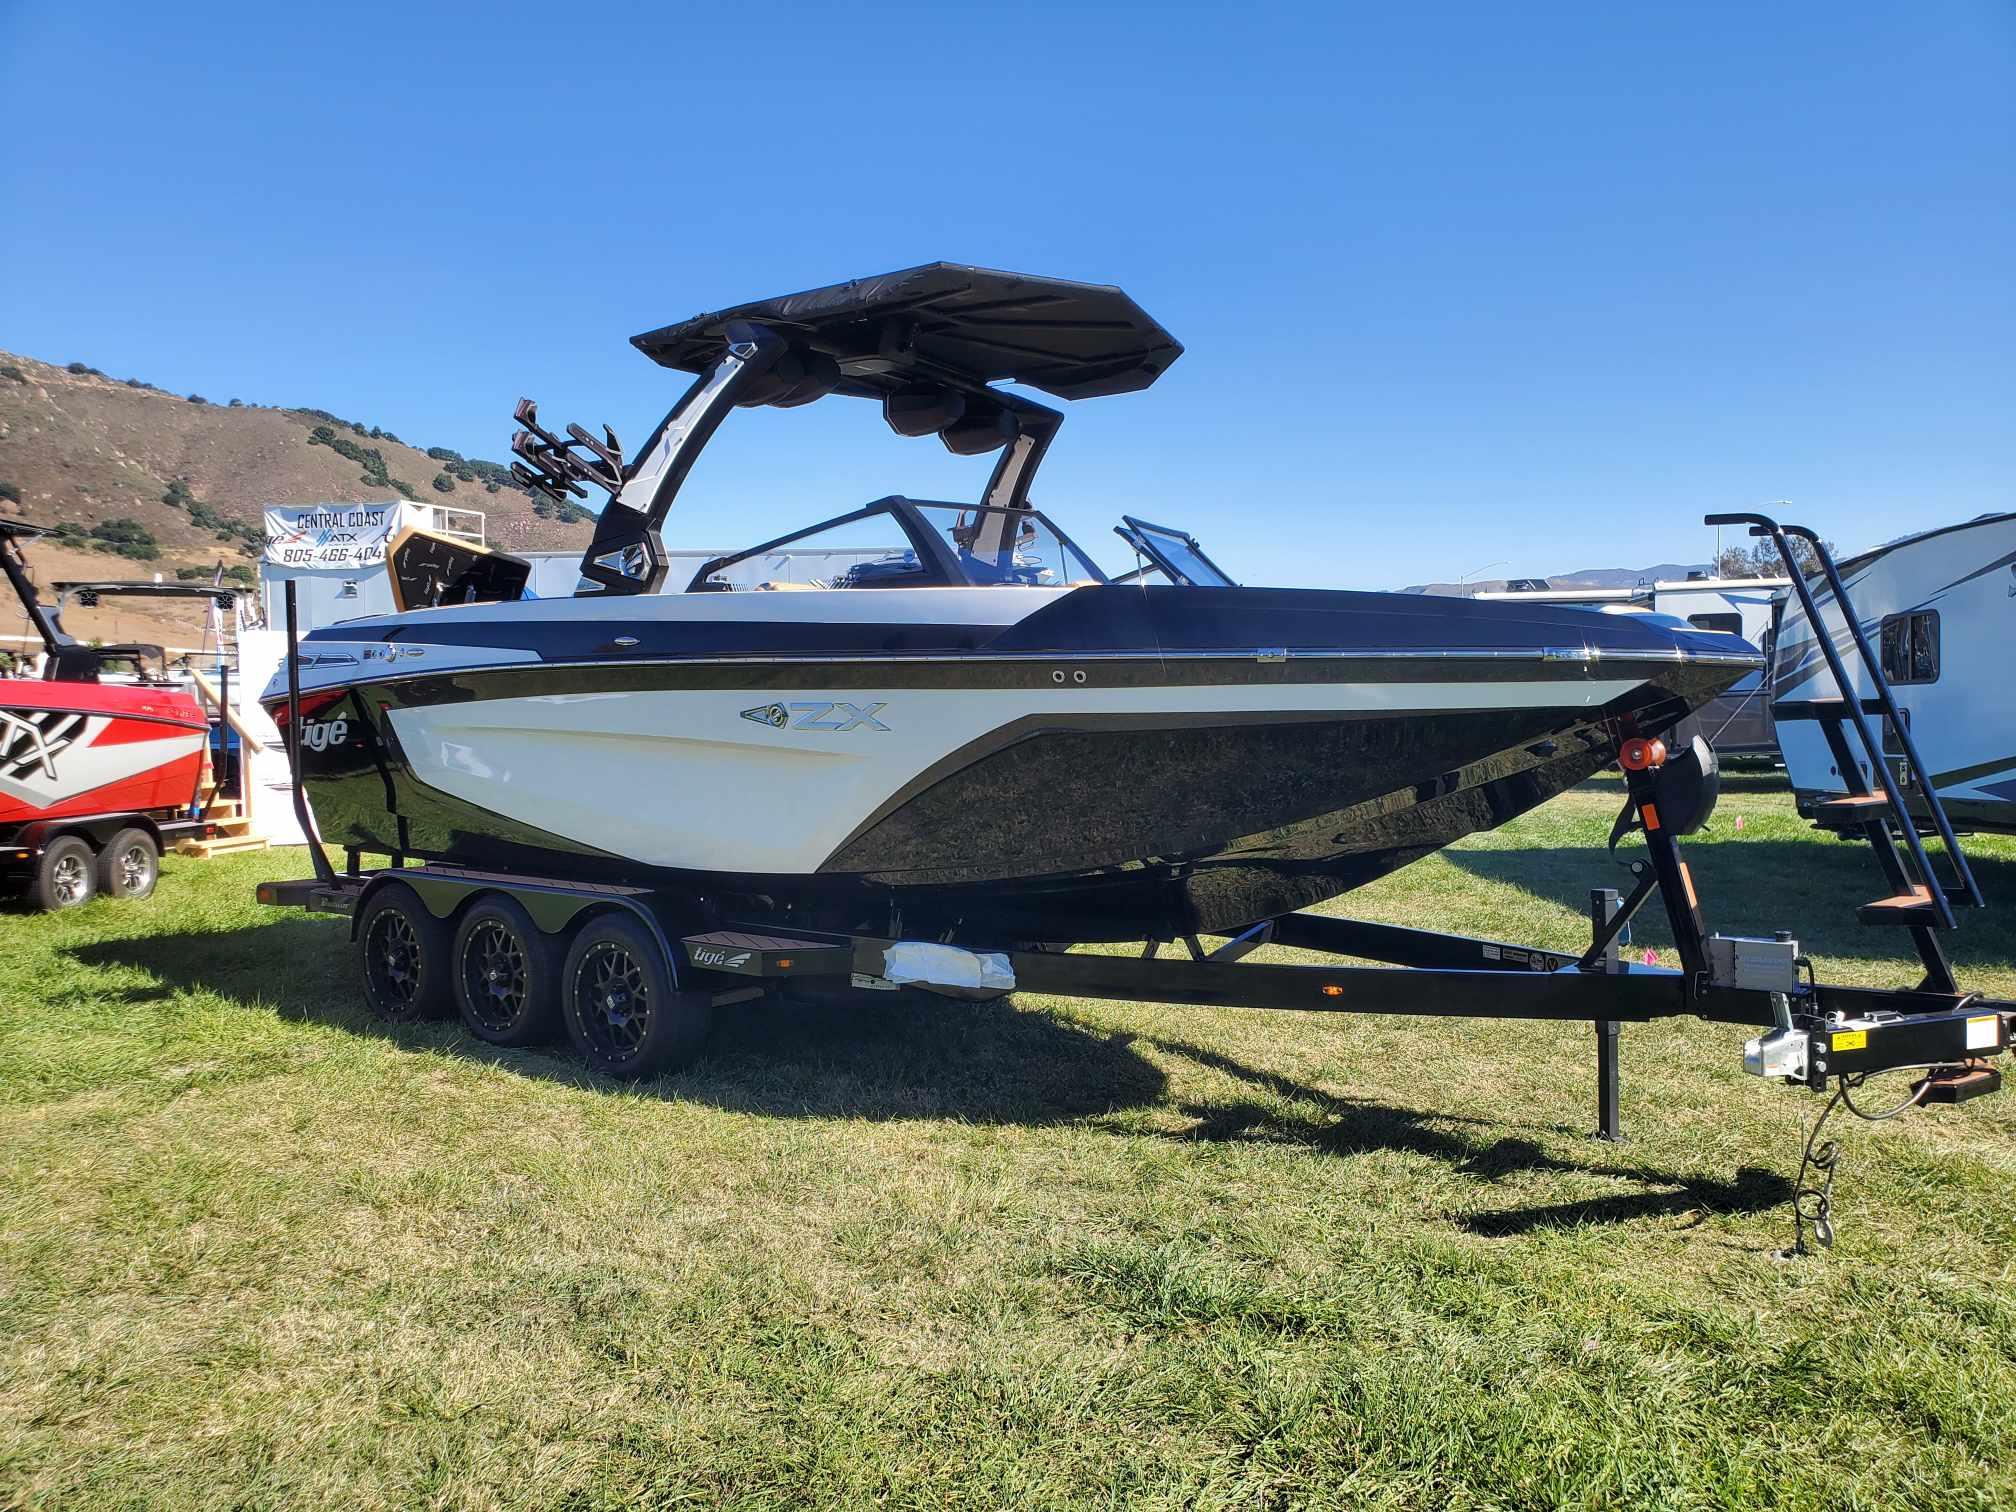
[1591,887,1624,1141]
[283,580,336,887]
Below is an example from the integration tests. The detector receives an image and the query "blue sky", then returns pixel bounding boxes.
[3,1,2010,588]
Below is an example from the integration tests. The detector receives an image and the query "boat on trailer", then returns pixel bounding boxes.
[263,263,1756,945]
[248,275,2011,1254]
[0,521,231,907]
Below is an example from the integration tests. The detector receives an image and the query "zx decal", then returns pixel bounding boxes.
[740,701,890,732]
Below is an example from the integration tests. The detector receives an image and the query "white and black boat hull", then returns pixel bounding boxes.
[270,586,1755,942]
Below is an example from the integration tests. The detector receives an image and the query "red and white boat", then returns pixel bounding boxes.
[2,519,216,908]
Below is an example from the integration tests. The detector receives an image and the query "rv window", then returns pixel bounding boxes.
[1687,613,1743,636]
[1880,610,1939,685]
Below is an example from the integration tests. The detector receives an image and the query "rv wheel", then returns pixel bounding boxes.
[29,835,97,912]
[561,913,713,1079]
[355,884,453,1024]
[96,828,159,901]
[452,896,562,1047]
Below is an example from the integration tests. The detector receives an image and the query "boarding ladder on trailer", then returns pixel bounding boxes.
[1707,512,1985,994]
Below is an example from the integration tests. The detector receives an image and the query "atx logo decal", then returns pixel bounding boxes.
[740,701,891,732]
[0,707,86,783]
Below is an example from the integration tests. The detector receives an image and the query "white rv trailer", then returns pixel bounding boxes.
[1773,511,2016,835]
[1648,576,1789,757]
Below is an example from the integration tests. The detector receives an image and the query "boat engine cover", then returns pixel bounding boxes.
[1652,734,1721,836]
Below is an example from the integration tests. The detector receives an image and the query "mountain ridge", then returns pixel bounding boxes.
[0,349,593,576]
[1401,561,1713,596]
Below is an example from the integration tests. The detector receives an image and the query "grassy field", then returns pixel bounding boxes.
[4,773,2016,1508]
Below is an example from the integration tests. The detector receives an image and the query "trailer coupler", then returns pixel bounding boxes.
[1745,1001,2012,1258]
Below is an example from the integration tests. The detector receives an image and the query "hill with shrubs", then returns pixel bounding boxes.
[0,350,594,579]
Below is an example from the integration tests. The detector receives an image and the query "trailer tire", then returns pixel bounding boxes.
[451,896,562,1047]
[356,884,453,1024]
[561,913,713,1079]
[96,828,159,901]
[29,835,98,911]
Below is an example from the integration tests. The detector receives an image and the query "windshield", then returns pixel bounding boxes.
[1117,518,1236,588]
[913,505,1104,588]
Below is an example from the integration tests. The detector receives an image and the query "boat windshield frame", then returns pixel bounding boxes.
[1112,515,1238,588]
[684,496,1110,592]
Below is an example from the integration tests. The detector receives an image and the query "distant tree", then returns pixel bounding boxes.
[125,376,147,388]
[187,394,209,405]
[1714,546,1758,579]
[432,472,457,493]
[1748,537,1837,577]
[228,397,244,407]
[65,361,104,377]
[0,481,20,504]
[0,365,25,383]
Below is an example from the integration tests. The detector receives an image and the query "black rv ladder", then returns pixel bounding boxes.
[1707,512,1984,992]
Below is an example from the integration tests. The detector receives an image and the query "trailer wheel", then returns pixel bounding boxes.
[96,828,159,901]
[29,835,97,911]
[561,913,713,1079]
[356,884,453,1024]
[452,896,561,1047]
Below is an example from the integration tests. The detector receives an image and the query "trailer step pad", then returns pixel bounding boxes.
[1916,1063,2003,1105]
[683,931,852,979]
[1857,887,1945,926]
[1810,793,1893,827]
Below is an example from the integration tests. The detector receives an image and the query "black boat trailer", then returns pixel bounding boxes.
[256,733,2012,1258]
[255,586,2013,1258]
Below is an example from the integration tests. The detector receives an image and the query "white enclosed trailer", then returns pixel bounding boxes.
[1773,511,2016,835]
[1649,576,1789,758]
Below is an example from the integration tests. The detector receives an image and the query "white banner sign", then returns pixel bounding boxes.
[262,502,419,570]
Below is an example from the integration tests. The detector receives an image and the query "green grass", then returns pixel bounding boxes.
[4,774,2016,1508]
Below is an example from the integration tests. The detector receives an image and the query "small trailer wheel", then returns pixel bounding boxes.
[561,913,713,1079]
[355,884,454,1024]
[96,828,159,901]
[29,834,97,911]
[452,895,562,1047]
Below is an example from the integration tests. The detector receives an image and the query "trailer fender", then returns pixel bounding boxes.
[349,872,688,988]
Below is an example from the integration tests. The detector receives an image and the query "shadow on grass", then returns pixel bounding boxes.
[71,918,1791,1237]
[69,919,1169,1127]
[1442,836,2016,967]
[1146,1035,1791,1236]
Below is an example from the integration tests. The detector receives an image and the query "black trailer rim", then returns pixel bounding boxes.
[366,910,424,1009]
[462,919,528,1034]
[576,941,650,1061]
[116,842,153,894]
[49,851,90,907]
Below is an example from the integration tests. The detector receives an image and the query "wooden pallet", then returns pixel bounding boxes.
[174,832,270,859]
